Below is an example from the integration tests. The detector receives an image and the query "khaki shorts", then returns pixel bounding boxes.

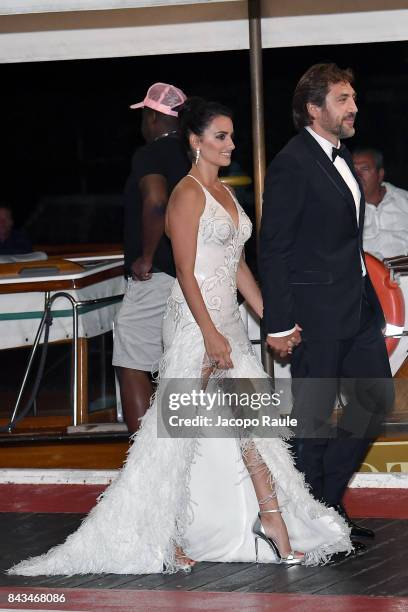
[112,273,175,372]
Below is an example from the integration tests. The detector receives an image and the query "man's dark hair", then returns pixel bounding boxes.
[353,147,384,171]
[292,63,354,131]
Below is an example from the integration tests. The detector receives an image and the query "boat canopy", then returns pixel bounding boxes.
[1,0,407,63]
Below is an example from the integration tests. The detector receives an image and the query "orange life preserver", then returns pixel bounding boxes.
[365,253,405,356]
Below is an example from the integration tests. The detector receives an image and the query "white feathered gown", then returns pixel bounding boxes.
[9,180,352,576]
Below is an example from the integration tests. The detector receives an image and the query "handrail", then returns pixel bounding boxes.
[8,291,123,431]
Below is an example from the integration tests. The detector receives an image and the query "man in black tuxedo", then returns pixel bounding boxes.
[259,63,394,539]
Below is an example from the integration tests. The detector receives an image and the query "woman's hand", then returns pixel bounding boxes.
[203,328,233,369]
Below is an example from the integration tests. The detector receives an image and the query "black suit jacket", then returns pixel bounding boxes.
[259,128,385,340]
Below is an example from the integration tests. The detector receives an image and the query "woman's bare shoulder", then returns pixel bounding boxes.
[169,176,205,215]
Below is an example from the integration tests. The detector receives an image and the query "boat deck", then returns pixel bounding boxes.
[0,489,407,611]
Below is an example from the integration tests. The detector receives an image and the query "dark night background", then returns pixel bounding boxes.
[1,40,408,246]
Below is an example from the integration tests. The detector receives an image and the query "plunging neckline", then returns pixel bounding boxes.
[187,174,240,232]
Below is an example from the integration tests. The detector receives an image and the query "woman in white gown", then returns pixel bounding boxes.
[9,98,352,577]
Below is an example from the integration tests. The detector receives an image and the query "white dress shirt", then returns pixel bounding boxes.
[363,182,408,260]
[269,127,363,338]
[305,127,361,218]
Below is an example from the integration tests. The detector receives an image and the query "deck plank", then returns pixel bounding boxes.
[112,562,215,590]
[149,562,251,592]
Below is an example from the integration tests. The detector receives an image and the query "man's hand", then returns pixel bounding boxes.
[266,325,302,359]
[131,256,153,281]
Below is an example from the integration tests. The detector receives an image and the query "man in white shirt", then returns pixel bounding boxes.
[260,63,394,543]
[353,147,408,259]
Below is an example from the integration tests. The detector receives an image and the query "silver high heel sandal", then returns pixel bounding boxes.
[252,509,304,565]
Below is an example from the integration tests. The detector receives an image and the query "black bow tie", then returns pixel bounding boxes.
[332,144,346,162]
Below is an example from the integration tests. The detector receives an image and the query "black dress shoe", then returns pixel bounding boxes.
[327,540,367,565]
[333,504,375,539]
[352,540,367,553]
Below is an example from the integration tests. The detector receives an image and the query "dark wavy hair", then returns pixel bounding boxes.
[178,96,233,151]
[292,63,354,131]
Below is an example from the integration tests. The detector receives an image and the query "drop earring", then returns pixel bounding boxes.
[195,148,201,165]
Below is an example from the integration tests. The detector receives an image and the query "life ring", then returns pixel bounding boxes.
[365,253,405,356]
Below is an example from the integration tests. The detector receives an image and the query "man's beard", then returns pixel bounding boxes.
[321,110,355,140]
[338,118,355,139]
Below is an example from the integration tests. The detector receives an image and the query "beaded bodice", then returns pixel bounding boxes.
[167,175,252,327]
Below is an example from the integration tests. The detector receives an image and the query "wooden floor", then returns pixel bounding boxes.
[1,513,408,611]
[0,486,407,610]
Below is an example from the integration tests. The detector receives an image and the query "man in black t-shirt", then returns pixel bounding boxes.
[113,83,189,433]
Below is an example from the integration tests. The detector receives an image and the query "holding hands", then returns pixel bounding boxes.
[266,324,302,359]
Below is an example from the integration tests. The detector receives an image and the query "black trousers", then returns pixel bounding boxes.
[290,294,394,506]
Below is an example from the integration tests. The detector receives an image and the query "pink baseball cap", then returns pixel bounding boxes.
[130,82,187,117]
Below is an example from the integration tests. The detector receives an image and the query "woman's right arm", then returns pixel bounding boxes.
[166,181,233,369]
